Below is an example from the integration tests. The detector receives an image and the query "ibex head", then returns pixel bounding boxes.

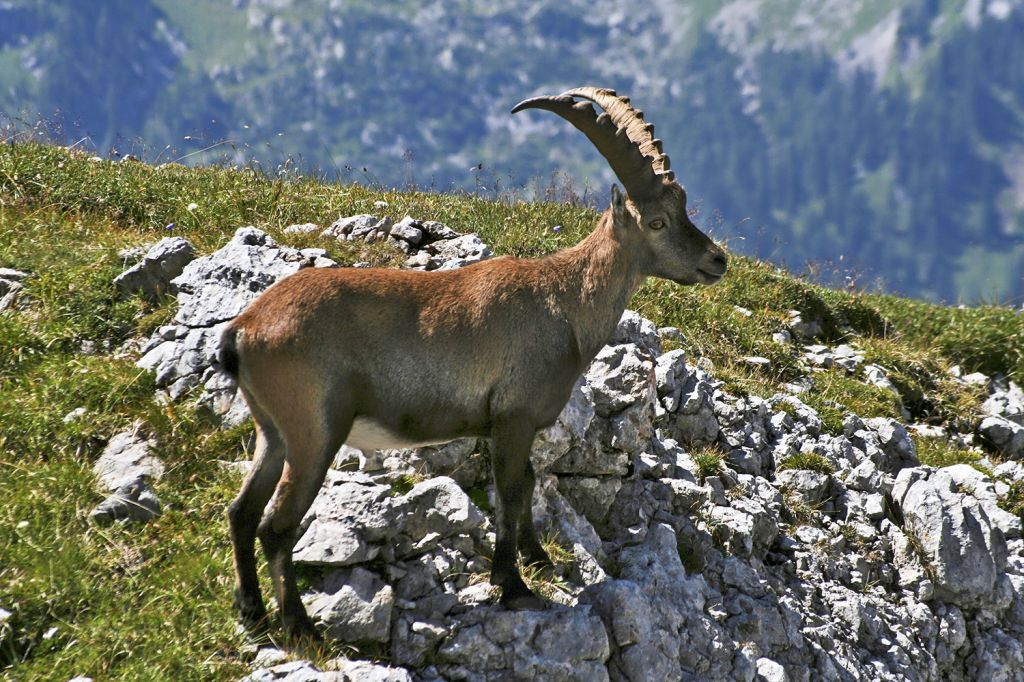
[513,87,727,286]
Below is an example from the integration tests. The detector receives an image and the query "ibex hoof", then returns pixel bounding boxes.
[283,613,323,644]
[500,584,547,611]
[234,595,270,633]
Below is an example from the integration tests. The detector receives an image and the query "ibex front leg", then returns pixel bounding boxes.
[490,416,546,610]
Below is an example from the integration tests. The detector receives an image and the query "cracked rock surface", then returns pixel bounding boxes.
[125,224,1024,681]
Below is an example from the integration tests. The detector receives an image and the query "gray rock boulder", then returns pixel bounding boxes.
[775,469,832,505]
[893,466,1010,608]
[113,236,196,301]
[582,523,731,680]
[864,364,899,394]
[546,343,654,476]
[425,233,492,271]
[282,222,319,234]
[136,227,336,420]
[322,214,394,243]
[242,659,413,682]
[389,438,486,489]
[611,310,661,358]
[0,268,28,311]
[92,429,163,491]
[89,479,161,525]
[756,656,789,682]
[293,473,486,567]
[661,359,719,447]
[557,475,623,531]
[531,478,607,585]
[709,497,779,560]
[861,418,919,473]
[531,376,595,472]
[89,428,164,525]
[419,219,461,242]
[585,343,656,418]
[392,477,487,557]
[979,415,1024,458]
[938,464,1022,539]
[655,349,689,415]
[982,379,1024,426]
[304,567,394,644]
[328,659,413,682]
[292,472,394,566]
[436,605,610,681]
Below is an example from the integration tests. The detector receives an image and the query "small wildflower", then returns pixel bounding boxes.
[552,225,562,233]
[165,222,175,231]
[373,200,388,209]
[186,202,198,211]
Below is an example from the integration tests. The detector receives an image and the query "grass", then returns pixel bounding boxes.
[1001,481,1024,521]
[468,532,578,605]
[777,452,835,475]
[2,139,1024,679]
[913,438,992,477]
[784,490,825,527]
[692,446,725,482]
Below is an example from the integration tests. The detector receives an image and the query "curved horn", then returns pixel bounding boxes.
[512,87,673,201]
[561,87,673,182]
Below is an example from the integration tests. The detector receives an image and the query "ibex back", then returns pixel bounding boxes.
[220,87,727,641]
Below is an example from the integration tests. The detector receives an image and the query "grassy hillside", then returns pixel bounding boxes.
[1,142,1022,680]
[3,0,1024,302]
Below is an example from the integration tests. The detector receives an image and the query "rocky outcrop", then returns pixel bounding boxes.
[0,267,29,311]
[122,224,1024,681]
[134,227,335,423]
[131,217,494,427]
[113,236,196,301]
[89,427,164,525]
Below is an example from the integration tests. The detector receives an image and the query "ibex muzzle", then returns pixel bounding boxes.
[221,87,725,642]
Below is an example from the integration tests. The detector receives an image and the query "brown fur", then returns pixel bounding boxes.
[225,161,726,643]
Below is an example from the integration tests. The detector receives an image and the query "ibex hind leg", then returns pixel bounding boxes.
[516,459,552,569]
[490,416,546,610]
[257,411,350,643]
[228,402,286,632]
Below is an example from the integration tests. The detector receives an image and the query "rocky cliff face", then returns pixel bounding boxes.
[111,221,1024,681]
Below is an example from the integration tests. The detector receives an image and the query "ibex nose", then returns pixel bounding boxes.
[707,247,728,276]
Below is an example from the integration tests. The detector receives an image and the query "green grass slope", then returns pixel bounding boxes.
[1,141,1022,680]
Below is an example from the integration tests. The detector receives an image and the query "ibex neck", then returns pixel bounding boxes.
[558,212,645,365]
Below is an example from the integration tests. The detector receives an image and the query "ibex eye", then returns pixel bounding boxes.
[649,219,665,230]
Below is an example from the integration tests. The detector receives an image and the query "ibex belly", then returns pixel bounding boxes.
[345,416,464,451]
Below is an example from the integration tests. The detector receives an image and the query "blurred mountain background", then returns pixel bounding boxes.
[2,0,1023,304]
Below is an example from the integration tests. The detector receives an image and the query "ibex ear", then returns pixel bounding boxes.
[610,184,626,224]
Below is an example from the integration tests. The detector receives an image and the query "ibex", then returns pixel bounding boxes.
[219,87,727,641]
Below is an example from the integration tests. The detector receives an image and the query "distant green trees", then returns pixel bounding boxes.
[665,13,1024,303]
[2,0,1021,303]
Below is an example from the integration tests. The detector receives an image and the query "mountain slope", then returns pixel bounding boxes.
[2,142,1024,680]
[1,0,1023,302]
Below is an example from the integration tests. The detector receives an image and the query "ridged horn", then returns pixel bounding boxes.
[512,87,672,201]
